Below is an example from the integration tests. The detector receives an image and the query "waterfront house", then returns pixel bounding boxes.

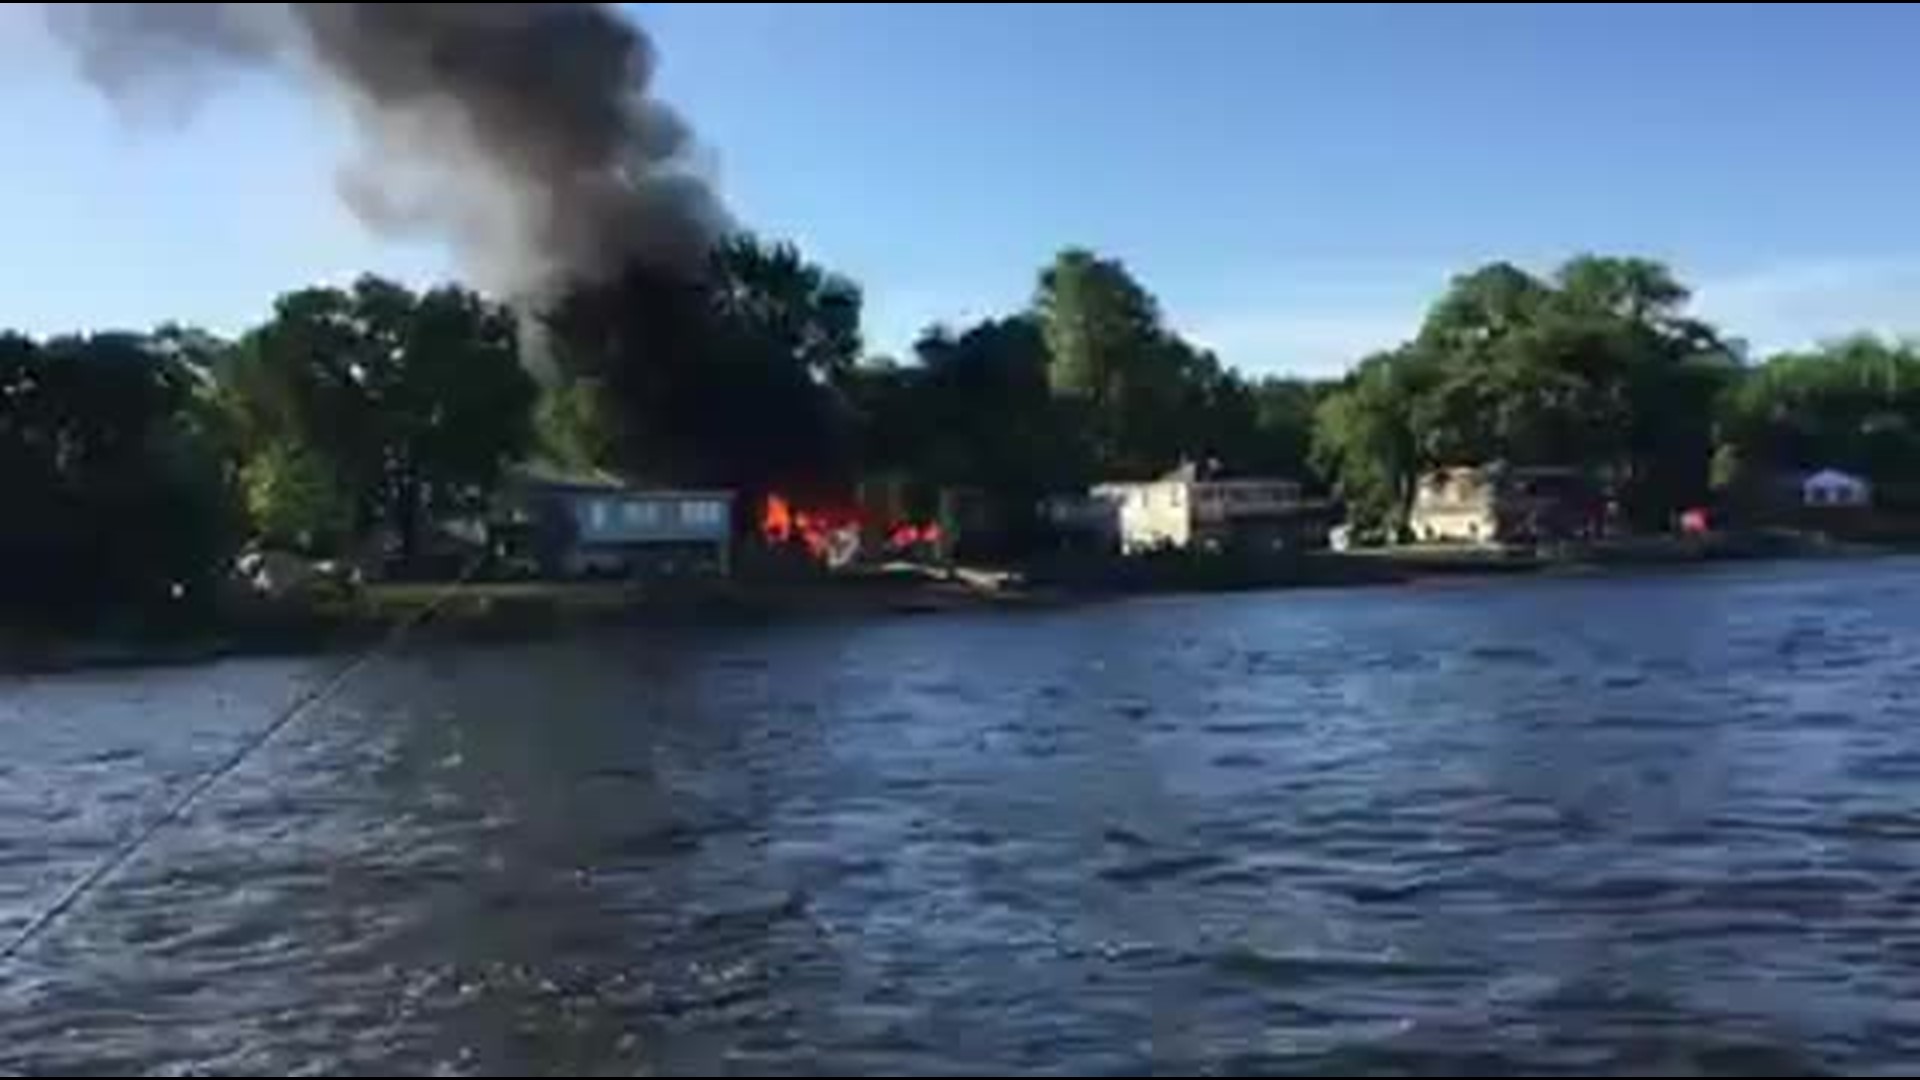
[1053,463,1327,555]
[1409,464,1604,545]
[492,464,734,579]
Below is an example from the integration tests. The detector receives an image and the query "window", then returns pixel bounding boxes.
[681,501,724,528]
[588,499,611,532]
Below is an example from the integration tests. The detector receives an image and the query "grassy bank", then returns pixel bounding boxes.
[356,570,1061,629]
[4,532,1892,675]
[0,570,1061,674]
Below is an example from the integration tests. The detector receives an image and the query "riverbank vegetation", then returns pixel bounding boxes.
[6,236,1920,631]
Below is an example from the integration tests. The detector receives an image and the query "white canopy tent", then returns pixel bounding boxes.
[1801,469,1873,509]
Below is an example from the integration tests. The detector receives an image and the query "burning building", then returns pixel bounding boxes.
[759,490,944,569]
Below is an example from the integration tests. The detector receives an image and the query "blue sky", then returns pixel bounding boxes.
[7,3,1920,375]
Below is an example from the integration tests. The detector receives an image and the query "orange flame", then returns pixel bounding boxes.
[762,493,854,561]
[764,493,943,563]
[763,493,794,544]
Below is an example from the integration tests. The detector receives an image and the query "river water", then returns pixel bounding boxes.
[4,560,1920,1075]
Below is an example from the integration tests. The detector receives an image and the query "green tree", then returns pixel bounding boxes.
[368,282,536,559]
[714,236,864,384]
[1417,262,1552,353]
[1407,262,1596,467]
[838,354,927,479]
[1,331,240,619]
[1150,337,1246,472]
[535,376,621,471]
[221,286,383,513]
[227,277,536,561]
[1553,255,1691,324]
[1332,255,1738,529]
[545,234,864,503]
[1721,336,1920,486]
[240,443,353,554]
[913,315,1091,496]
[1246,377,1327,479]
[1313,349,1431,532]
[1037,249,1162,399]
[1547,256,1736,523]
[1036,248,1187,476]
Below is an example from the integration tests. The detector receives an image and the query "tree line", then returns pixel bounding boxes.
[1311,257,1920,534]
[4,238,1914,621]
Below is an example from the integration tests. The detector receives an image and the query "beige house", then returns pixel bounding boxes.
[1409,464,1603,545]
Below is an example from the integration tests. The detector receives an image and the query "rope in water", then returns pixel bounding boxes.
[0,563,481,966]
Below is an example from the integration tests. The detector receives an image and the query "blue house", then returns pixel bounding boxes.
[494,464,735,579]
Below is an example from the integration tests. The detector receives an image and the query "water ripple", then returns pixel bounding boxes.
[4,562,1920,1073]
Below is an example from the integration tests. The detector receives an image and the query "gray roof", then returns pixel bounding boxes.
[505,460,633,491]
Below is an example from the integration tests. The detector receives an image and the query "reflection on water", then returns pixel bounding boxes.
[6,560,1920,1074]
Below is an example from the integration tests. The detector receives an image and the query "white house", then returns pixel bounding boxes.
[1052,464,1318,555]
[1801,469,1872,510]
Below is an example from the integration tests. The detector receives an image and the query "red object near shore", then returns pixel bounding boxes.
[1680,508,1713,536]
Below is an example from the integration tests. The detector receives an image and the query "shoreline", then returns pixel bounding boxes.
[4,539,1904,676]
[0,574,1070,677]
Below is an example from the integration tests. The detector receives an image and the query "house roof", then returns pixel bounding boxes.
[505,461,733,498]
[1425,462,1584,479]
[506,460,632,491]
[1803,468,1870,487]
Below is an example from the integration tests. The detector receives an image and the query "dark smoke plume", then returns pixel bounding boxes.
[50,3,726,299]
